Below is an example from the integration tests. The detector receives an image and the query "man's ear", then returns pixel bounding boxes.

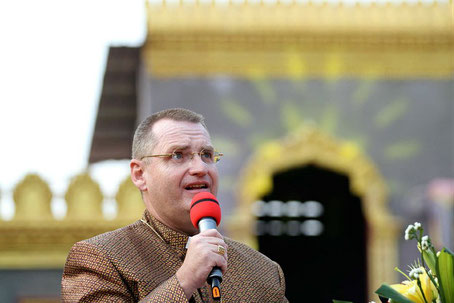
[130,159,147,191]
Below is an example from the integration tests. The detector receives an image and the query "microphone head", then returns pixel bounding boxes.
[190,192,221,229]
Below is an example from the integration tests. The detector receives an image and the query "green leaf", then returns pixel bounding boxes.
[443,247,454,256]
[333,300,353,303]
[422,248,437,276]
[375,284,414,303]
[436,248,454,303]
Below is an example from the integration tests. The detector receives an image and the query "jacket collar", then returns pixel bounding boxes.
[143,210,189,260]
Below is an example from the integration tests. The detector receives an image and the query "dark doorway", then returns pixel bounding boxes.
[256,165,367,302]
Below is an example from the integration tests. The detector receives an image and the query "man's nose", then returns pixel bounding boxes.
[188,153,208,175]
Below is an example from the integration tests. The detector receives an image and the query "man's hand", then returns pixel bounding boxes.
[176,229,228,300]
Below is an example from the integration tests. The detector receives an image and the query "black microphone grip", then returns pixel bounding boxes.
[198,217,222,301]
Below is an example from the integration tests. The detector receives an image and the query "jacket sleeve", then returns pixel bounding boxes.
[138,275,188,303]
[62,241,188,303]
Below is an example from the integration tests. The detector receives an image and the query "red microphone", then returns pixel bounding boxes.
[190,192,223,301]
[190,192,221,229]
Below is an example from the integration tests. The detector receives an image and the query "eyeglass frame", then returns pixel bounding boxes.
[140,149,224,164]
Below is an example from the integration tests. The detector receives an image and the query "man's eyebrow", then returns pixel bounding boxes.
[166,145,190,151]
[166,145,215,151]
[202,145,215,151]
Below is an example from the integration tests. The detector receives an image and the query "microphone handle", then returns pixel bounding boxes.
[198,218,222,301]
[198,217,217,231]
[208,268,222,301]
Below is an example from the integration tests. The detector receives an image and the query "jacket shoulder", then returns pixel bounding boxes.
[74,220,155,264]
[224,237,277,268]
[82,220,144,246]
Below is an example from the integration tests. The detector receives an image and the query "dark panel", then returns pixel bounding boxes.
[258,165,367,303]
[89,47,141,163]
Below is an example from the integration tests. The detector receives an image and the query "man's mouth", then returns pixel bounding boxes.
[185,184,208,190]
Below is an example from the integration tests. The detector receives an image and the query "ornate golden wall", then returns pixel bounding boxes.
[144,1,453,78]
[0,174,143,268]
[143,1,453,299]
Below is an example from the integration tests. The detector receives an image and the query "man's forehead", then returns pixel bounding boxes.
[152,118,208,134]
[151,119,211,147]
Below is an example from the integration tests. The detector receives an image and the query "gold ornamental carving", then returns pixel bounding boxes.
[144,2,453,78]
[116,176,144,223]
[228,125,401,298]
[65,173,103,221]
[0,173,145,269]
[13,174,53,222]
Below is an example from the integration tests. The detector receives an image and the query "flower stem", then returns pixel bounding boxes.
[420,245,427,271]
[423,265,439,295]
[416,278,429,303]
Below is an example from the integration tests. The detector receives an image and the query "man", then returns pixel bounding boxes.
[62,108,288,302]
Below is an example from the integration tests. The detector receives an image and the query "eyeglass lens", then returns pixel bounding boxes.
[171,150,220,164]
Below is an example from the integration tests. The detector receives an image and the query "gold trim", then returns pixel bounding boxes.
[144,2,453,78]
[140,218,165,242]
[0,221,123,269]
[0,173,144,269]
[227,125,401,297]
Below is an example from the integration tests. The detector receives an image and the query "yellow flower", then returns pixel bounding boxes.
[389,268,438,303]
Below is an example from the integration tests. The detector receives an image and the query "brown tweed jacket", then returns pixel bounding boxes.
[62,214,288,303]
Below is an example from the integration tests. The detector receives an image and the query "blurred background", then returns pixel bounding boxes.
[0,0,452,302]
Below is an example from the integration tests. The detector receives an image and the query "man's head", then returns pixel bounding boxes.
[132,108,207,161]
[130,108,219,235]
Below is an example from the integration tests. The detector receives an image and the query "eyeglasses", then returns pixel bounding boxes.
[140,149,223,164]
